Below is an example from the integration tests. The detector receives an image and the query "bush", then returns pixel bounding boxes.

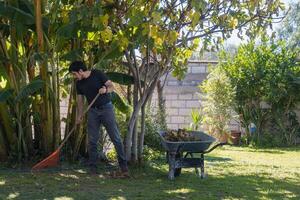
[144,107,166,151]
[250,132,284,148]
[222,39,300,147]
[199,65,236,139]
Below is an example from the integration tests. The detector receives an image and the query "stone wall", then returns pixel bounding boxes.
[151,60,229,130]
[151,60,300,133]
[60,98,69,136]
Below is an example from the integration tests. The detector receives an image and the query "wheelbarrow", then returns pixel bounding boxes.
[158,130,226,180]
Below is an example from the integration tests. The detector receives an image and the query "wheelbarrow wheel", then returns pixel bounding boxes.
[174,168,181,177]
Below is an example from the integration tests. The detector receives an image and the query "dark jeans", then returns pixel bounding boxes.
[87,102,128,171]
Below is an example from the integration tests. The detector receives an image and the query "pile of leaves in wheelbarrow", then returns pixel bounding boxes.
[164,129,202,142]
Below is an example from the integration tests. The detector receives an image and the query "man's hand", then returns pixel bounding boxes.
[98,86,107,94]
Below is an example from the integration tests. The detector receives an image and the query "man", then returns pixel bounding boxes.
[69,61,129,177]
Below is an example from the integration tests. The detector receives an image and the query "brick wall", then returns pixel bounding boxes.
[151,61,300,132]
[152,60,219,130]
[60,98,69,136]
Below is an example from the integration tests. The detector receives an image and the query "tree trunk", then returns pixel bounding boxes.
[0,124,8,161]
[125,75,160,162]
[0,34,18,93]
[138,103,146,163]
[125,102,141,161]
[35,0,53,154]
[72,122,85,161]
[0,103,17,155]
[65,82,77,159]
[131,82,139,163]
[127,69,132,105]
[24,113,33,157]
[26,56,42,151]
[51,59,60,149]
[157,79,167,129]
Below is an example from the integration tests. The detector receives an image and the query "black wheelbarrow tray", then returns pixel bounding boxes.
[158,130,226,180]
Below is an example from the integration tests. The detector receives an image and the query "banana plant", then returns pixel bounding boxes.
[0,79,44,161]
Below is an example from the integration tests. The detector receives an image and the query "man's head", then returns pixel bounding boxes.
[69,61,87,80]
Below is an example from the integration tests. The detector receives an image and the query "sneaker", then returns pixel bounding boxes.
[120,166,129,173]
[108,170,130,179]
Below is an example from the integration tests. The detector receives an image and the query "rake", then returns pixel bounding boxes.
[31,93,101,171]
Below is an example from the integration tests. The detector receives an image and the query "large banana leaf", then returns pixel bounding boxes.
[97,43,124,60]
[106,72,135,86]
[0,1,37,38]
[106,72,145,87]
[0,89,13,102]
[110,92,131,114]
[0,2,35,25]
[60,48,84,61]
[93,43,124,69]
[57,22,79,38]
[15,79,44,102]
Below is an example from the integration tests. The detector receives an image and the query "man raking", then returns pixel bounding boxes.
[69,61,129,177]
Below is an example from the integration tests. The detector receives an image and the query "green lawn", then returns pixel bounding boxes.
[0,146,299,200]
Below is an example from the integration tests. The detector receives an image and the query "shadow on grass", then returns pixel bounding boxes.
[0,157,299,200]
[224,147,288,154]
[203,155,232,162]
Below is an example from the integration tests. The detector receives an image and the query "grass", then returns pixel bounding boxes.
[0,146,299,200]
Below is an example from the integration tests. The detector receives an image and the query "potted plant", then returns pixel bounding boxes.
[230,130,241,145]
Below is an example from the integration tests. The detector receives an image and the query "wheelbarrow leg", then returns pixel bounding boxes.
[168,152,176,180]
[200,154,205,179]
[188,153,200,177]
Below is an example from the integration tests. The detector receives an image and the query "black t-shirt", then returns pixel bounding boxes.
[76,69,111,107]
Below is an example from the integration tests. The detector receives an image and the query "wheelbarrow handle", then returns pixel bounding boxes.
[203,142,227,154]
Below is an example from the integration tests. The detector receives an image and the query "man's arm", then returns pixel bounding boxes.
[76,95,84,124]
[99,80,114,94]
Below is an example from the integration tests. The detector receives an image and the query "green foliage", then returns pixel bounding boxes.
[110,91,132,114]
[0,0,289,163]
[144,106,166,151]
[199,65,236,138]
[188,109,203,131]
[278,2,300,49]
[57,22,80,39]
[60,49,84,61]
[0,1,35,25]
[0,1,37,41]
[142,146,162,162]
[15,79,44,102]
[222,40,300,146]
[106,148,117,161]
[106,72,134,86]
[0,89,13,103]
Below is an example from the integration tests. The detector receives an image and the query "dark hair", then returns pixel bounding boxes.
[69,61,87,72]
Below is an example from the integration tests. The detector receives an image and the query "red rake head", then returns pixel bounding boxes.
[31,149,61,171]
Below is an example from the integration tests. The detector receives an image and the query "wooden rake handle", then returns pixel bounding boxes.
[57,92,101,150]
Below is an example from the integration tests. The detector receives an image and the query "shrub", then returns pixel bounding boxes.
[199,65,236,139]
[144,106,167,151]
[222,40,300,146]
